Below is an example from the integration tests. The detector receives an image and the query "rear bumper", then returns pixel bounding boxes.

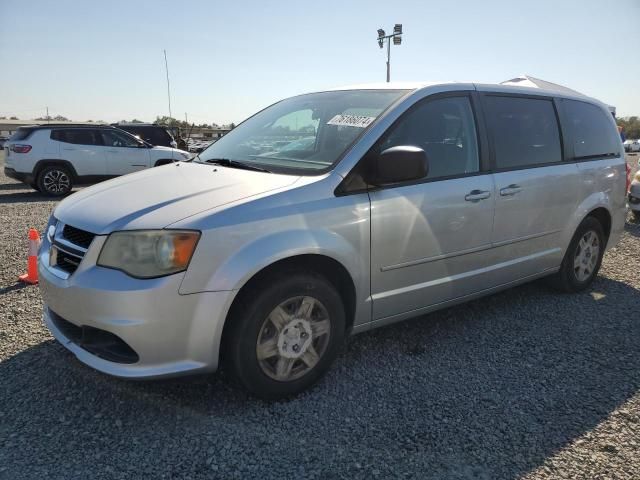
[4,167,33,185]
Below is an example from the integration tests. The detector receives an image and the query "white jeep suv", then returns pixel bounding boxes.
[4,124,191,196]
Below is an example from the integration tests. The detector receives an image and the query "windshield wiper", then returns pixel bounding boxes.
[205,158,271,173]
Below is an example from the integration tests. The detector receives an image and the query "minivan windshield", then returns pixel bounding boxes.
[195,90,408,173]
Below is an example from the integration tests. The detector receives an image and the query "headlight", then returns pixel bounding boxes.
[97,230,200,278]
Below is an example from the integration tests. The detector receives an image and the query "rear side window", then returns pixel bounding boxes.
[562,100,620,159]
[10,127,35,141]
[485,96,562,169]
[50,129,101,145]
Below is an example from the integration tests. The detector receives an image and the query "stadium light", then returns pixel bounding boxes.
[376,24,403,82]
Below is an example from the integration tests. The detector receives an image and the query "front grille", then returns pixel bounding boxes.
[62,225,95,249]
[50,310,139,364]
[55,249,82,273]
[51,223,96,275]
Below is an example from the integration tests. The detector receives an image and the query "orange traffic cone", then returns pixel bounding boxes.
[18,228,41,284]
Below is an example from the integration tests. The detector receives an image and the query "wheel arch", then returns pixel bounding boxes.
[586,207,611,241]
[218,253,358,364]
[34,159,78,180]
[564,192,616,254]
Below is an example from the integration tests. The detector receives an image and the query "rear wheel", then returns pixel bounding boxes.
[37,166,73,197]
[548,216,605,292]
[225,271,345,399]
[29,182,41,192]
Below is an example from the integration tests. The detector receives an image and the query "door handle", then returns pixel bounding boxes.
[464,190,491,202]
[500,184,522,196]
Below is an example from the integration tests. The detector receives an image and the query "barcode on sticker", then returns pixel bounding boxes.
[327,114,376,128]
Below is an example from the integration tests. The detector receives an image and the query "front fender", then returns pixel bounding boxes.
[180,228,367,295]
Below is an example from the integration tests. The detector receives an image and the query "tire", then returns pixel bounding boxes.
[225,270,346,399]
[29,182,41,192]
[632,210,640,223]
[37,165,73,197]
[548,216,605,293]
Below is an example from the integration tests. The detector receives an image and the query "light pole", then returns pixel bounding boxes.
[377,24,403,82]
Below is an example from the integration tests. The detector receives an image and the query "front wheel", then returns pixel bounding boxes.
[225,271,345,399]
[37,166,73,197]
[548,216,605,293]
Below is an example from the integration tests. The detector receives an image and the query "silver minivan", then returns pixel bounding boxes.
[39,82,627,398]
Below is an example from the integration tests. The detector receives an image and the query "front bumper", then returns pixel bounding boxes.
[4,167,33,185]
[38,236,235,379]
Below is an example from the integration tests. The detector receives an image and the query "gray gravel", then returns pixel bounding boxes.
[1,152,639,479]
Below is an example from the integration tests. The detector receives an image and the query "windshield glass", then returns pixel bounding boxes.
[195,90,408,173]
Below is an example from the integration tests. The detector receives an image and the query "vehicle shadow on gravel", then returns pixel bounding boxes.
[2,276,639,478]
[0,182,29,191]
[0,190,59,204]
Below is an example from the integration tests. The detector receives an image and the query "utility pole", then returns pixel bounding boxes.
[185,112,188,124]
[164,49,172,119]
[46,106,49,124]
[376,24,403,83]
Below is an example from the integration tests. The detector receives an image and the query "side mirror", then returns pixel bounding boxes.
[365,146,429,186]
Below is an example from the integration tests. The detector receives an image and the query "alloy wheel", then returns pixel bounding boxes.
[43,169,70,194]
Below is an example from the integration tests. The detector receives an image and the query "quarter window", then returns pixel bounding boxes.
[485,96,562,169]
[51,129,101,146]
[378,96,479,179]
[562,100,620,159]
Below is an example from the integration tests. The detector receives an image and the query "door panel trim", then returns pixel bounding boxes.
[491,229,561,248]
[354,267,559,334]
[380,228,561,272]
[381,243,493,271]
[373,247,561,302]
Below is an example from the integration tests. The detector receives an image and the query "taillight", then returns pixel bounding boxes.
[626,162,632,194]
[10,144,32,154]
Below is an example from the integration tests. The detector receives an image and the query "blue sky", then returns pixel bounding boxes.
[1,0,639,123]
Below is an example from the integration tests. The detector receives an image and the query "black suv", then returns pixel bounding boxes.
[111,123,184,149]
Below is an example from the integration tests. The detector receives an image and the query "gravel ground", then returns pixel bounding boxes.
[0,152,639,479]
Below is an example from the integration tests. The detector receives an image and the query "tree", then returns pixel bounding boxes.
[155,116,189,128]
[618,116,640,140]
[9,116,18,120]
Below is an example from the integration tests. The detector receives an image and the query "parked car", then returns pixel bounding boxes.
[111,123,179,149]
[38,83,628,399]
[623,139,640,153]
[4,124,191,196]
[0,136,8,148]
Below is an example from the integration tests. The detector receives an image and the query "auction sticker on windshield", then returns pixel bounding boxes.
[327,114,376,128]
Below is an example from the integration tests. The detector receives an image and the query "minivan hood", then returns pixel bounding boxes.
[53,163,300,234]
